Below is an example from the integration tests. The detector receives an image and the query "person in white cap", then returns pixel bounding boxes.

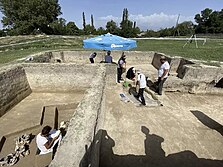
[136,69,146,105]
[156,56,170,95]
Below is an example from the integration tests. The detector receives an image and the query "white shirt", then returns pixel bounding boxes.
[158,61,170,78]
[36,133,53,155]
[137,73,146,88]
[36,130,62,155]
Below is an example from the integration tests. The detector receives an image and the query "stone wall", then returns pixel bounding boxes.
[151,52,172,70]
[0,65,31,117]
[151,52,195,76]
[151,52,223,94]
[50,65,107,167]
[176,59,195,78]
[179,64,223,83]
[22,63,99,92]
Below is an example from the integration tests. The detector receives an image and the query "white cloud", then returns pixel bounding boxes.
[96,15,121,28]
[95,13,194,31]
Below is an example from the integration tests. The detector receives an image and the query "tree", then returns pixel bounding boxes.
[82,12,86,33]
[0,0,62,35]
[96,27,106,35]
[84,24,92,35]
[132,21,141,37]
[120,8,136,37]
[194,8,223,34]
[176,21,194,36]
[66,21,79,35]
[49,18,66,35]
[106,20,118,34]
[90,14,96,34]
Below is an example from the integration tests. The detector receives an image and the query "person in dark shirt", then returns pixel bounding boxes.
[104,50,113,63]
[89,52,97,63]
[126,67,136,80]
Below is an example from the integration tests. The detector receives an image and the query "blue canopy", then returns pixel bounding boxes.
[83,33,137,50]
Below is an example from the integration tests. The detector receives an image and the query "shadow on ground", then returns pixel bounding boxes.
[98,126,223,167]
[191,110,223,136]
[147,79,157,92]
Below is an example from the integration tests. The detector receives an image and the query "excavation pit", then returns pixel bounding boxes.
[0,63,98,167]
[1,51,223,167]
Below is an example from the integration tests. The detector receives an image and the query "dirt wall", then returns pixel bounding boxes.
[22,63,99,92]
[180,64,223,83]
[39,51,154,64]
[0,65,31,117]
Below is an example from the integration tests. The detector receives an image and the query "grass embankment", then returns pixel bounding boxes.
[0,35,223,64]
[0,35,84,64]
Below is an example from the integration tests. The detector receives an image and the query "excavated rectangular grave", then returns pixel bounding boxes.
[0,63,99,167]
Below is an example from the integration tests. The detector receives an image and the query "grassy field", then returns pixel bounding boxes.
[0,35,223,64]
[135,39,223,62]
[0,35,84,64]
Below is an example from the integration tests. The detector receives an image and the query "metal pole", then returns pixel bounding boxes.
[194,34,198,48]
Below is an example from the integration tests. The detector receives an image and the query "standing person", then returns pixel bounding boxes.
[156,56,170,95]
[117,53,126,83]
[89,52,97,63]
[136,70,146,106]
[104,50,113,63]
[36,125,62,155]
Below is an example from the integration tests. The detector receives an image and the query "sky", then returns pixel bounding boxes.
[0,0,223,30]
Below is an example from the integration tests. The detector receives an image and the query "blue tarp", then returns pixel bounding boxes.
[83,33,137,50]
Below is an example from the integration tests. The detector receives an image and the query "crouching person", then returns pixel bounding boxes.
[36,125,62,155]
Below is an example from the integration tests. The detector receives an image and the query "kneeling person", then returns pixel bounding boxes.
[36,125,62,155]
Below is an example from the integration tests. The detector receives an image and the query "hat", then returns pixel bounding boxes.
[137,69,141,74]
[160,56,166,60]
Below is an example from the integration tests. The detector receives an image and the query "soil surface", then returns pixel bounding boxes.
[100,63,223,167]
[0,91,85,167]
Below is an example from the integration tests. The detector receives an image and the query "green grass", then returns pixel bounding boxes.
[0,35,223,64]
[134,39,223,62]
[0,36,84,64]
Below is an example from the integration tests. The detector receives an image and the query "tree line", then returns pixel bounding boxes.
[0,0,222,37]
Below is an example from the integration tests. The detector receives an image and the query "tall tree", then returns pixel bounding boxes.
[120,8,134,37]
[0,0,62,34]
[91,14,94,29]
[90,14,96,34]
[82,12,86,33]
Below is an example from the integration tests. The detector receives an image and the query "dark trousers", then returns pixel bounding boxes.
[157,77,167,95]
[117,68,123,82]
[136,88,146,105]
[89,58,94,63]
